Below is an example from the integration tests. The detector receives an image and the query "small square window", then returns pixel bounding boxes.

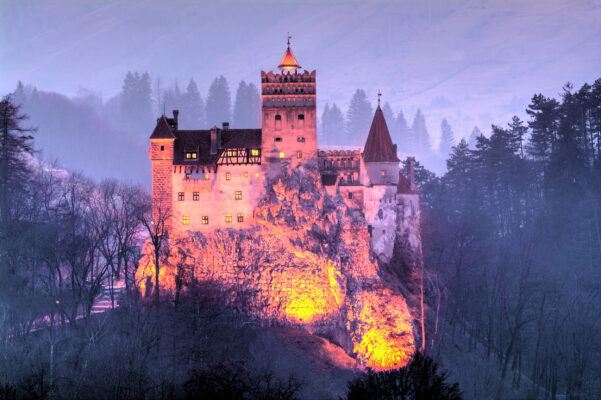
[237,213,244,223]
[193,192,199,201]
[226,172,231,180]
[297,137,305,142]
[297,151,302,159]
[348,192,353,199]
[251,149,259,156]
[160,145,165,151]
[182,216,190,225]
[255,173,260,178]
[185,173,191,179]
[225,214,232,223]
[235,191,242,200]
[178,192,184,201]
[275,137,282,142]
[204,173,210,180]
[202,216,209,225]
[245,172,248,178]
[279,152,285,159]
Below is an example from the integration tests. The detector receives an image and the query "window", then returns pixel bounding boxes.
[348,192,353,199]
[185,173,191,179]
[296,151,302,159]
[185,152,197,159]
[202,216,209,225]
[381,170,386,177]
[182,216,190,225]
[279,152,285,159]
[255,172,260,178]
[204,173,210,180]
[178,192,184,201]
[237,213,244,223]
[225,214,232,223]
[297,137,305,142]
[160,145,165,151]
[235,191,242,200]
[226,149,238,157]
[245,172,248,178]
[274,137,282,142]
[298,114,305,120]
[275,115,282,121]
[193,192,199,201]
[251,149,259,156]
[226,172,231,180]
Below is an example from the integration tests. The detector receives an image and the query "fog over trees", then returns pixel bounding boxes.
[1,71,600,398]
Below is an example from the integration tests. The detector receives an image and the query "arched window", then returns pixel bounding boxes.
[275,115,282,120]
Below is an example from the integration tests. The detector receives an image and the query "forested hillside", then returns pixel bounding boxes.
[418,79,601,398]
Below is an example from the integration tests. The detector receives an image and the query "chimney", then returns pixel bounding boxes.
[407,157,416,191]
[222,122,229,130]
[172,109,179,130]
[210,126,218,155]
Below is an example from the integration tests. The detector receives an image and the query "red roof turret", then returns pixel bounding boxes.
[278,36,301,71]
[362,105,399,163]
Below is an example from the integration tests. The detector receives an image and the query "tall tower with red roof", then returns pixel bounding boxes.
[261,37,317,173]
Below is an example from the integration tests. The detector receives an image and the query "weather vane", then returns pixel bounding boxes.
[287,33,291,46]
[377,90,382,107]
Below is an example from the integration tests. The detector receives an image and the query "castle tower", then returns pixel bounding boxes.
[360,97,400,186]
[149,114,176,227]
[261,37,317,173]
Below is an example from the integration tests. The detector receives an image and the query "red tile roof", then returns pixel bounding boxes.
[362,106,399,163]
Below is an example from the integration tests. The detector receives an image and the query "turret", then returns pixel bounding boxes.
[361,94,400,186]
[261,37,317,172]
[149,114,175,227]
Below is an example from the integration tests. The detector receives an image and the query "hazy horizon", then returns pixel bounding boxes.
[2,0,600,145]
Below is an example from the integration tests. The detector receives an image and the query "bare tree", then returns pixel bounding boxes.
[139,197,170,305]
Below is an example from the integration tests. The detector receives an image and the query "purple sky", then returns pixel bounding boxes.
[2,0,600,146]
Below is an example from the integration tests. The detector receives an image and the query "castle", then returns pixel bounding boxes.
[149,40,419,261]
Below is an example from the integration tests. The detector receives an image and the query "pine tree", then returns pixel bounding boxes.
[232,80,260,128]
[120,71,153,135]
[321,103,345,144]
[411,109,431,156]
[205,76,232,127]
[507,116,527,158]
[381,102,395,127]
[346,89,373,146]
[0,95,36,225]
[233,80,248,128]
[393,109,411,153]
[468,126,482,149]
[439,118,455,158]
[180,78,204,129]
[319,103,330,143]
[525,93,559,163]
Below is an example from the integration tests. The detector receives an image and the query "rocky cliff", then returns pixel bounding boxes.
[136,163,416,371]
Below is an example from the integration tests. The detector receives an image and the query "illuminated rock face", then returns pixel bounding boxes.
[137,164,415,371]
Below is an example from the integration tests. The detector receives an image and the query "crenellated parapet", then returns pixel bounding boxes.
[261,70,316,108]
[261,70,316,83]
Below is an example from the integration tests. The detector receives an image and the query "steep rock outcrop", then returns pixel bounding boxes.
[136,164,415,370]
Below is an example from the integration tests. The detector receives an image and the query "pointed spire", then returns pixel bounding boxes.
[149,115,175,139]
[362,106,399,163]
[278,35,301,71]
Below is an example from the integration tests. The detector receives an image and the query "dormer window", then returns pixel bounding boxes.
[226,149,238,157]
[185,152,197,160]
[251,149,259,156]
